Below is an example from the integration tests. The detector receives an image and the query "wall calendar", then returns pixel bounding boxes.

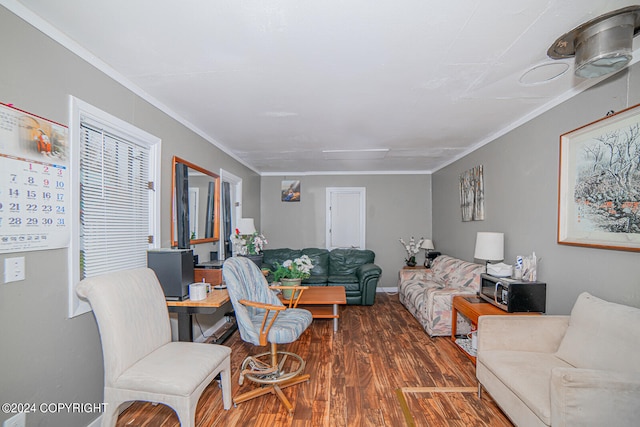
[0,102,70,253]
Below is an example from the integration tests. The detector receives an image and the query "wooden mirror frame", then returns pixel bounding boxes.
[171,156,220,246]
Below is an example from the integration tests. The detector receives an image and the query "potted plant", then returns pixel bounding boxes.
[231,229,268,267]
[271,255,314,299]
[399,236,424,267]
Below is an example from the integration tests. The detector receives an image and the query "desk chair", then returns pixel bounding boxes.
[223,257,313,414]
[77,268,232,427]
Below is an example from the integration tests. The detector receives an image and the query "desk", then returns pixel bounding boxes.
[166,290,234,342]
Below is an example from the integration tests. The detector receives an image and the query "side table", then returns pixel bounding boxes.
[451,294,540,364]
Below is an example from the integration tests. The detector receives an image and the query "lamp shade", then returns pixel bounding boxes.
[474,232,504,262]
[236,218,256,235]
[421,239,435,251]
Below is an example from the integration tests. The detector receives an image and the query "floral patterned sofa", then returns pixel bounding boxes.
[398,255,484,337]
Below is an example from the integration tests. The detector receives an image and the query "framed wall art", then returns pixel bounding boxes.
[459,165,484,221]
[558,103,640,252]
[281,180,301,202]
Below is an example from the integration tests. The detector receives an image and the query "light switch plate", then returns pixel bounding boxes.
[4,256,25,283]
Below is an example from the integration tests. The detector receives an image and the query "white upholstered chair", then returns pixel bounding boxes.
[76,267,232,427]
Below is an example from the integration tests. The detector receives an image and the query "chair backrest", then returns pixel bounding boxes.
[76,268,171,386]
[222,257,283,346]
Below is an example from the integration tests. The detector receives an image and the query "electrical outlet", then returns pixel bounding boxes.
[3,412,26,427]
[4,256,25,283]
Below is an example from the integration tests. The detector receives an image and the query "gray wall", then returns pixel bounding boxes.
[432,63,640,315]
[0,8,259,426]
[260,174,432,287]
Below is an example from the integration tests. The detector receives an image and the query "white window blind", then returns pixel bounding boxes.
[79,122,151,279]
[68,96,160,318]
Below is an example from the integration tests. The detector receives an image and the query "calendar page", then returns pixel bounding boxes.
[0,103,70,253]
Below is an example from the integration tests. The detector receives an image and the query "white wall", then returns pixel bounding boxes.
[432,63,640,314]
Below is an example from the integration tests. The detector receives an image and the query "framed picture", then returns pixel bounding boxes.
[281,180,301,202]
[459,165,484,221]
[558,103,640,252]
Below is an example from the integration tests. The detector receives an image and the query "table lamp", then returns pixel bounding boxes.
[474,232,504,272]
[421,239,435,268]
[236,218,256,235]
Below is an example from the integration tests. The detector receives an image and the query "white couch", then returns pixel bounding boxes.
[398,255,484,336]
[476,292,640,427]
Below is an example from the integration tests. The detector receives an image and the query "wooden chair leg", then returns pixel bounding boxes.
[273,385,293,414]
[233,373,311,409]
[234,343,311,412]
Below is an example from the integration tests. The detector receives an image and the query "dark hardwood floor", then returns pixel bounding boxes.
[115,293,512,426]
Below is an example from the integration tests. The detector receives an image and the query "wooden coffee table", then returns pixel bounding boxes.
[278,286,346,332]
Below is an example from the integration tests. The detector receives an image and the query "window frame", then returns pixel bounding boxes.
[67,96,161,318]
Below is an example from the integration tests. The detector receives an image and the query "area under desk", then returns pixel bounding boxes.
[166,290,234,342]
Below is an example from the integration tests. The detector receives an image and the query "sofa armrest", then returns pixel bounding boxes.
[477,315,570,353]
[356,263,382,306]
[551,368,640,427]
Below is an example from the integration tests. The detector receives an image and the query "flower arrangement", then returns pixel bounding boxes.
[271,255,314,281]
[399,236,424,266]
[231,229,268,255]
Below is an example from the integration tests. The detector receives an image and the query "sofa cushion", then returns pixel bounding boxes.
[301,248,330,278]
[329,249,375,276]
[424,287,473,337]
[262,248,302,270]
[430,255,483,291]
[480,350,574,425]
[555,292,640,373]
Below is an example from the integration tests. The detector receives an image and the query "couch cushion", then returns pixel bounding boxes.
[301,248,330,278]
[262,248,302,270]
[329,249,375,276]
[328,274,359,284]
[430,255,483,291]
[480,350,574,425]
[555,292,640,373]
[303,275,328,284]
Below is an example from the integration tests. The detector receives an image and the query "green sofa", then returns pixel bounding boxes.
[262,248,382,305]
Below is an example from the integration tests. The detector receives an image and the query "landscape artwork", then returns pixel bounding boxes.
[459,165,484,222]
[558,103,640,251]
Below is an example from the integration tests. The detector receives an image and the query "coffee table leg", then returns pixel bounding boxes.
[333,304,338,332]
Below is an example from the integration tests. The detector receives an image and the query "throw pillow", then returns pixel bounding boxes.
[555,292,640,373]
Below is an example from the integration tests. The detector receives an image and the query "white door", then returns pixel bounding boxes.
[326,187,366,249]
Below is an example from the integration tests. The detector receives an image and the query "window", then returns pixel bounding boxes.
[68,97,160,317]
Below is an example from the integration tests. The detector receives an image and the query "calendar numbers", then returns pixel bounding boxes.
[1,155,69,251]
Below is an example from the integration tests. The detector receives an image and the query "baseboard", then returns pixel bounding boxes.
[377,287,398,293]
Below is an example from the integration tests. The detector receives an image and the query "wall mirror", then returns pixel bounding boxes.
[171,156,220,247]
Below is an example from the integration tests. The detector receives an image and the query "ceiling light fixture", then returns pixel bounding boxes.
[547,6,640,78]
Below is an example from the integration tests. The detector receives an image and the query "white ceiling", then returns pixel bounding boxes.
[7,0,640,174]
